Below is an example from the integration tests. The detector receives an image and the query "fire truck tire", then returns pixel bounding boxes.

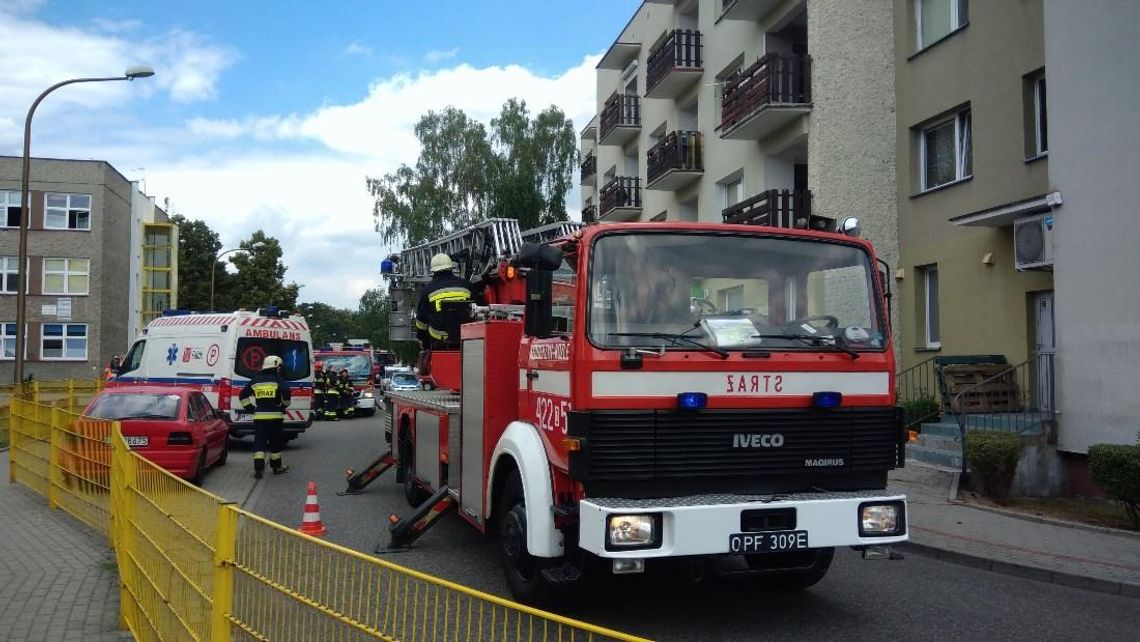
[400,436,430,507]
[497,470,560,606]
[747,547,834,589]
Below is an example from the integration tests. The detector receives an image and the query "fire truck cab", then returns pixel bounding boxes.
[382,218,907,604]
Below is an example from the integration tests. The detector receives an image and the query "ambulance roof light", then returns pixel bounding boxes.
[162,309,192,316]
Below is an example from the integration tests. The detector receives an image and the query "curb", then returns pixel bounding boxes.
[950,499,1140,541]
[898,540,1140,599]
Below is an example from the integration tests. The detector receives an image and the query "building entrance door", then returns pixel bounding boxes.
[1033,291,1055,412]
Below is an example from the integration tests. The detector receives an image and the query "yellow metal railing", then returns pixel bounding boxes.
[0,377,104,448]
[9,397,652,642]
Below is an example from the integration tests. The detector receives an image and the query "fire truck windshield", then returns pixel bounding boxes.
[588,232,885,352]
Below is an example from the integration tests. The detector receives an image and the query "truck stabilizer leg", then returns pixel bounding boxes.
[378,485,456,552]
[337,450,396,496]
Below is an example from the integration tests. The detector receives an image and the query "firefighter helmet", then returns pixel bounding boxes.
[430,253,456,273]
[262,355,283,371]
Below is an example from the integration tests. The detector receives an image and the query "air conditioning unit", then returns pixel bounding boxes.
[1014,213,1054,270]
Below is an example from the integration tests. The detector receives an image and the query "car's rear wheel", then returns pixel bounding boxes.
[216,441,229,467]
[190,448,208,486]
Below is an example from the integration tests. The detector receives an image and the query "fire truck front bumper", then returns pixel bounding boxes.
[577,490,908,559]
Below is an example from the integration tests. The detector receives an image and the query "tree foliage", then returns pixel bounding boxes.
[367,99,577,247]
[222,230,301,311]
[299,288,417,364]
[169,214,223,311]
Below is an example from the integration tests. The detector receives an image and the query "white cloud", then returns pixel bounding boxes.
[424,47,459,63]
[152,54,602,306]
[91,17,142,33]
[344,42,372,57]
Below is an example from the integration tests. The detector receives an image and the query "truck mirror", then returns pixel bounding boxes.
[524,269,554,338]
[517,243,563,271]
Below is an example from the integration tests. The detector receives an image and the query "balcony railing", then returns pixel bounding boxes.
[720,54,812,134]
[646,29,703,97]
[582,204,597,223]
[599,176,642,218]
[580,153,596,185]
[599,94,640,145]
[722,189,824,229]
[647,131,703,188]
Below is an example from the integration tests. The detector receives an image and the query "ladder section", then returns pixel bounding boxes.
[400,218,524,279]
[520,221,584,245]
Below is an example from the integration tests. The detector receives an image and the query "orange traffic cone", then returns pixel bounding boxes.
[298,481,328,537]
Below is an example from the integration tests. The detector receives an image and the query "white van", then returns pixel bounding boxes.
[110,308,315,440]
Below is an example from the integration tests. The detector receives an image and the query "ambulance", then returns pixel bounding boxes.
[110,307,315,440]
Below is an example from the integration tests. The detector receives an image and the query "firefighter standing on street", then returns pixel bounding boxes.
[415,253,472,372]
[239,355,291,478]
[337,368,356,418]
[312,361,327,420]
[322,364,340,420]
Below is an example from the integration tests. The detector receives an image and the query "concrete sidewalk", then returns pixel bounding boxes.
[0,456,129,641]
[890,463,1140,597]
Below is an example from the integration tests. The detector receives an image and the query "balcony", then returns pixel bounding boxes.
[599,176,642,222]
[646,29,703,99]
[647,131,703,190]
[722,189,832,230]
[582,204,597,224]
[719,0,786,22]
[599,94,641,146]
[719,54,812,141]
[580,153,597,186]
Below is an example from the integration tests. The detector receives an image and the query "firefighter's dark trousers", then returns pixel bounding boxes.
[252,417,286,473]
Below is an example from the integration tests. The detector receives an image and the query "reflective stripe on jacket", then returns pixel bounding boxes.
[238,372,292,421]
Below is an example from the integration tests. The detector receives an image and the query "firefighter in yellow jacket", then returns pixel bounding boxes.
[239,355,292,478]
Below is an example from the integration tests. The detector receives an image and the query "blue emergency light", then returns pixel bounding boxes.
[677,392,708,410]
[812,391,843,409]
[381,259,395,274]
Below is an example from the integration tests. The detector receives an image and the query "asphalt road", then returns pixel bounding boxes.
[205,412,1140,641]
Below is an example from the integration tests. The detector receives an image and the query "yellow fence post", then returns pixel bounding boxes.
[48,407,60,510]
[32,380,40,403]
[8,399,19,483]
[210,504,239,642]
[117,439,137,633]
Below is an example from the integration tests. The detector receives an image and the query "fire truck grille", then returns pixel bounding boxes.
[570,408,901,482]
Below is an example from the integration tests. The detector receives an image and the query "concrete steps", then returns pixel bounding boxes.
[906,411,1052,468]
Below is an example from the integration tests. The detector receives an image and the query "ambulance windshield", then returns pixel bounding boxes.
[588,232,885,352]
[235,339,312,380]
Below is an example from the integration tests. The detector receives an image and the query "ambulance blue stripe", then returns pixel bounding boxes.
[112,375,312,389]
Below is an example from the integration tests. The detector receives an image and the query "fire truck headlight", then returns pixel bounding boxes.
[606,514,660,550]
[859,502,905,536]
[362,392,374,399]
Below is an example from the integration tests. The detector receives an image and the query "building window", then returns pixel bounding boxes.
[1,323,18,359]
[0,257,19,293]
[1,191,21,228]
[720,174,743,209]
[41,323,88,360]
[919,265,941,348]
[44,193,91,230]
[1032,74,1048,156]
[921,109,971,191]
[917,0,967,50]
[43,258,90,295]
[719,285,744,312]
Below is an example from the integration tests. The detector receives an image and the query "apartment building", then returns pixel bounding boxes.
[580,0,898,316]
[0,156,176,381]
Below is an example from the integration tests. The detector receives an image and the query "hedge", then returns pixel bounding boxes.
[964,431,1021,499]
[1088,437,1140,529]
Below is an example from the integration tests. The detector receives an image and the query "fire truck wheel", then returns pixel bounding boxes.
[497,471,559,606]
[747,546,834,589]
[400,436,431,507]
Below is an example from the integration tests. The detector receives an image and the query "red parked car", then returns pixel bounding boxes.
[83,386,229,485]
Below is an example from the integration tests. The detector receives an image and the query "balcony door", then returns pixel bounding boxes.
[1033,291,1055,412]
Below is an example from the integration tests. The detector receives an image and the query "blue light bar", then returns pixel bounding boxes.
[813,391,843,409]
[380,259,395,274]
[677,392,708,410]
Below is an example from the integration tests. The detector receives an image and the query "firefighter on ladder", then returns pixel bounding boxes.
[415,253,472,373]
[238,355,291,479]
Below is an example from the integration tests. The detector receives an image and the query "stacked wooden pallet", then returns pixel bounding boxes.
[943,364,1023,413]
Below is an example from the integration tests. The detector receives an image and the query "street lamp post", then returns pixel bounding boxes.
[13,66,156,385]
[210,242,266,311]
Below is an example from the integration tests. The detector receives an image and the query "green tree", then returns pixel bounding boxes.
[223,231,301,311]
[169,214,224,311]
[297,301,359,347]
[367,99,577,247]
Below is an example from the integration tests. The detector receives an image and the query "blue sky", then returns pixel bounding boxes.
[0,0,640,307]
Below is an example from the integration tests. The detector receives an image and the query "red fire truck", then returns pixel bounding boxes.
[369,218,908,605]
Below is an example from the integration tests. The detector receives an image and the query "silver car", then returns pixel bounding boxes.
[388,373,421,392]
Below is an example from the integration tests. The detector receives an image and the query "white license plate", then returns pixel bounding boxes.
[125,436,149,448]
[728,530,809,553]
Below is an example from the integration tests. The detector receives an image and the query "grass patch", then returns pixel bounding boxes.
[983,497,1137,531]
